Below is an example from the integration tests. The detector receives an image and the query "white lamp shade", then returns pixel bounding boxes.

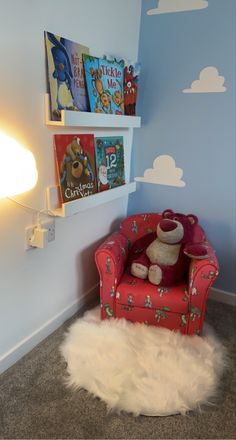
[0,132,38,198]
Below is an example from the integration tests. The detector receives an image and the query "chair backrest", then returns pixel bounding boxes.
[120,212,205,246]
[120,213,162,245]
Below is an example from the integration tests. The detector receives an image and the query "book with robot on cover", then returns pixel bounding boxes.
[94,136,125,192]
[122,60,140,116]
[44,31,89,120]
[54,134,97,203]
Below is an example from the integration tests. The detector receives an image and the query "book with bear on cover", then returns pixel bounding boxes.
[54,134,97,203]
[83,55,124,115]
[44,31,90,121]
[94,136,125,192]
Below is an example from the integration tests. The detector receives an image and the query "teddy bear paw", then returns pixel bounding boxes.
[148,265,162,285]
[131,262,148,280]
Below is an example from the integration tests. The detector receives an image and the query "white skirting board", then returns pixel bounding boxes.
[209,287,236,306]
[0,285,235,374]
[0,284,99,374]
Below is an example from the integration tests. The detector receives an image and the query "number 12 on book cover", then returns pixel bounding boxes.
[94,136,125,192]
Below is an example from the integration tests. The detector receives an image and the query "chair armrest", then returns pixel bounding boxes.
[187,240,219,334]
[95,231,129,319]
[189,240,219,296]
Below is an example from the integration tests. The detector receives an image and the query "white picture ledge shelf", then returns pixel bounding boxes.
[44,94,141,128]
[47,182,136,217]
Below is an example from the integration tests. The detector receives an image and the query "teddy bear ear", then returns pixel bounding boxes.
[187,214,198,225]
[162,209,173,218]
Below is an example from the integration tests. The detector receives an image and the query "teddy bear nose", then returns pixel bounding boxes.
[73,161,79,169]
[159,219,177,232]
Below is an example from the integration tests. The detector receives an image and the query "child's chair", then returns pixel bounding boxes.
[95,213,219,335]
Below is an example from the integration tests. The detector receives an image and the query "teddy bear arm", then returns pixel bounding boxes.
[183,243,209,259]
[128,232,156,265]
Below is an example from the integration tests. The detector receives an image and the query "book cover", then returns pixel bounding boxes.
[104,55,140,116]
[94,136,125,192]
[123,60,140,116]
[83,55,124,115]
[54,134,97,203]
[44,31,90,121]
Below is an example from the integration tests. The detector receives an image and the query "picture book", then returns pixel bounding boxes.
[44,31,90,121]
[54,134,97,203]
[104,55,140,116]
[94,136,125,192]
[122,60,140,116]
[83,55,124,115]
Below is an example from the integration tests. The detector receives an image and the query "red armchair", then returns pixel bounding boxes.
[95,213,219,335]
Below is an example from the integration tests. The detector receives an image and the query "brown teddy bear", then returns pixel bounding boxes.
[60,137,92,187]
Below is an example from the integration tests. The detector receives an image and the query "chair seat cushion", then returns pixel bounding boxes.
[116,269,189,314]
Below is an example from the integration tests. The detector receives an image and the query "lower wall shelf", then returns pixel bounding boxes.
[47,182,136,217]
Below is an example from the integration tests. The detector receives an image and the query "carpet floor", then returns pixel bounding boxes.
[0,299,235,439]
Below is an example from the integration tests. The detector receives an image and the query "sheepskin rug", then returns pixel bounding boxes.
[60,307,226,416]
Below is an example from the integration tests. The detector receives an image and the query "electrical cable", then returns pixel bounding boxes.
[7,197,57,227]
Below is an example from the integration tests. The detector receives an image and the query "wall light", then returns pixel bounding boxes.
[0,132,38,198]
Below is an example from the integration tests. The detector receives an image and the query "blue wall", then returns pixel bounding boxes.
[129,0,236,293]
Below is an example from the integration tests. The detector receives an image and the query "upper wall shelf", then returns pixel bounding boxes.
[44,94,141,129]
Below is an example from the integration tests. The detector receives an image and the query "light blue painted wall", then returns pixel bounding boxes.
[128,0,236,293]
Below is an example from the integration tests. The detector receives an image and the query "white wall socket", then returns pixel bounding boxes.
[41,219,56,243]
[25,219,55,250]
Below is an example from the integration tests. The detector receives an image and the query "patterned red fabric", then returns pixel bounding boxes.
[187,242,219,335]
[116,303,189,334]
[95,213,219,336]
[95,231,129,320]
[116,269,189,313]
[120,213,162,245]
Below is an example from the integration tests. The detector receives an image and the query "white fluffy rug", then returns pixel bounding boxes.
[60,307,226,416]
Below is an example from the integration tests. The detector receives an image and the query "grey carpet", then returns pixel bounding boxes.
[0,299,235,439]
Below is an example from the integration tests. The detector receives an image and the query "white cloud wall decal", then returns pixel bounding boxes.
[135,155,186,187]
[147,0,208,15]
[183,66,227,93]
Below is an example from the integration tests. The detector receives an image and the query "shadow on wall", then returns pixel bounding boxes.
[110,215,124,232]
[76,238,103,297]
[201,218,236,291]
[75,215,124,298]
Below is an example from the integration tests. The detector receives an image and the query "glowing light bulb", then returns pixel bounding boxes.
[0,132,38,198]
